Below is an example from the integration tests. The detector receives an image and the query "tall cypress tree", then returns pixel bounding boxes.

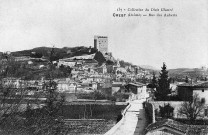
[155,63,171,100]
[151,72,157,89]
[185,76,189,83]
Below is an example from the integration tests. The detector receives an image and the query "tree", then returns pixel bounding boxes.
[0,55,29,134]
[141,76,147,84]
[178,93,205,124]
[23,80,67,135]
[59,66,72,77]
[159,103,174,118]
[155,63,171,100]
[185,76,189,83]
[151,72,158,89]
[23,47,67,135]
[49,46,55,63]
[94,51,106,65]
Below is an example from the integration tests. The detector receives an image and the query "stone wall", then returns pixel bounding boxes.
[145,102,155,123]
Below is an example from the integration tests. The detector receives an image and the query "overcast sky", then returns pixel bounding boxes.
[0,0,208,69]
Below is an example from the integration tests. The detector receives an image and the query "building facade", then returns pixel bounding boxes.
[125,82,147,101]
[177,81,208,103]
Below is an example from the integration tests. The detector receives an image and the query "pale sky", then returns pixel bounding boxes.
[0,0,208,69]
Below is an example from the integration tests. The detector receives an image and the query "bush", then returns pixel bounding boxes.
[106,96,116,101]
[76,91,106,100]
[113,92,129,102]
[159,103,174,118]
[76,93,94,99]
[154,95,182,101]
[174,118,208,125]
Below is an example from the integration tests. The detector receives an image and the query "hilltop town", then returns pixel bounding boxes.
[0,36,153,102]
[1,36,208,135]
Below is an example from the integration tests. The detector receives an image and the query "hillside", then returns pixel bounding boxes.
[11,46,97,60]
[168,68,208,79]
[5,47,208,80]
[138,65,160,74]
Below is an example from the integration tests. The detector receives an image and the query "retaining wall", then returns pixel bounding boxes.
[104,103,131,135]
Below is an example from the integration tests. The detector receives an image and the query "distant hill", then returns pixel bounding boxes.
[168,68,192,74]
[137,65,208,79]
[168,68,208,79]
[8,46,118,66]
[138,65,208,80]
[139,65,159,71]
[137,65,160,75]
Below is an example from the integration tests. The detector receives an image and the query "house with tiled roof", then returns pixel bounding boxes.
[125,82,147,101]
[145,119,208,135]
[177,81,208,104]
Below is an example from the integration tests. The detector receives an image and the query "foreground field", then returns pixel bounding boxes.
[60,104,127,120]
[59,104,127,134]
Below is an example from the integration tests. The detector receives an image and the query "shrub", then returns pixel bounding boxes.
[159,103,174,118]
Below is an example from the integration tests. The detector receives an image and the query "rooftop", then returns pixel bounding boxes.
[177,81,208,88]
[145,119,208,135]
[145,119,187,134]
[128,82,146,87]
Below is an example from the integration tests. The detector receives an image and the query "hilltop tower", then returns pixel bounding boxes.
[94,36,108,54]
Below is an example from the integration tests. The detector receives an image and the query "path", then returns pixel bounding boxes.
[105,100,147,135]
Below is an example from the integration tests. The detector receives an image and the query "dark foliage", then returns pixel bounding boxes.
[175,118,208,125]
[155,63,171,100]
[119,60,132,68]
[11,46,97,61]
[185,76,189,83]
[30,52,43,58]
[150,72,157,89]
[144,102,153,124]
[77,91,106,100]
[178,93,205,124]
[113,92,129,102]
[106,60,114,65]
[94,51,106,65]
[22,80,66,135]
[159,103,174,118]
[60,104,126,120]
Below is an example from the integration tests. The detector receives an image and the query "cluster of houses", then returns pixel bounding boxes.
[0,49,152,102]
[2,49,208,104]
[0,36,153,102]
[2,55,208,135]
[48,49,150,99]
[4,49,208,105]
